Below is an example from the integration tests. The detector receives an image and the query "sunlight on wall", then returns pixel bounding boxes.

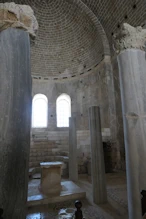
[56,93,71,127]
[32,94,48,128]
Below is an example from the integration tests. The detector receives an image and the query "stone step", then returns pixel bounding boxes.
[29,167,40,178]
[31,144,58,147]
[59,151,69,156]
[29,168,35,176]
[32,138,48,142]
[45,155,69,162]
[32,173,41,179]
[27,181,86,207]
[31,133,49,142]
[29,152,60,157]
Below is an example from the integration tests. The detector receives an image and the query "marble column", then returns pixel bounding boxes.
[104,56,122,169]
[113,23,146,219]
[69,117,78,181]
[0,3,38,219]
[89,106,107,204]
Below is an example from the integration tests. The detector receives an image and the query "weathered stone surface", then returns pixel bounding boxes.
[39,162,63,195]
[0,2,38,38]
[113,23,146,54]
[89,106,107,204]
[117,49,146,219]
[31,60,124,172]
[69,117,78,181]
[0,28,31,219]
[104,55,122,170]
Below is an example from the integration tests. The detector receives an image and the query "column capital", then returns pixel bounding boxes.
[113,23,146,54]
[0,2,38,39]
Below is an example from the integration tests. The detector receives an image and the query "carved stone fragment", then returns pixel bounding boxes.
[113,23,146,54]
[0,2,38,38]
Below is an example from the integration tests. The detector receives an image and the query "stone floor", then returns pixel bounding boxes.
[27,173,128,219]
[28,179,86,207]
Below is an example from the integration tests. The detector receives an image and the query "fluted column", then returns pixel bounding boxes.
[0,3,38,219]
[113,23,146,219]
[89,106,107,204]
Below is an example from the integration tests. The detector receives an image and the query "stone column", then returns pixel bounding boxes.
[69,117,78,181]
[89,106,107,204]
[0,3,38,219]
[113,23,146,219]
[104,55,122,170]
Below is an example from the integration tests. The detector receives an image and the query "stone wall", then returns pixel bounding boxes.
[32,61,109,131]
[29,129,112,175]
[30,59,125,172]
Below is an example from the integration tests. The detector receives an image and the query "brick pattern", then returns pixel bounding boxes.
[29,129,112,173]
[30,61,125,171]
[29,130,69,167]
[32,61,109,131]
[1,0,145,78]
[82,0,146,54]
[0,0,132,171]
[2,0,103,78]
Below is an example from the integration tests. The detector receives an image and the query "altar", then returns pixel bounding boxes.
[39,161,63,196]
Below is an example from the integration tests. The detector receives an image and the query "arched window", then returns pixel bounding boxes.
[56,93,71,127]
[32,94,48,128]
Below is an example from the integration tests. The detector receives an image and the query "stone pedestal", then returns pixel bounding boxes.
[0,28,31,219]
[114,23,146,219]
[69,117,78,182]
[89,106,107,204]
[40,162,63,196]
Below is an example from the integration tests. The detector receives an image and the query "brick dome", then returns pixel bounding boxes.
[3,0,104,79]
[2,0,145,80]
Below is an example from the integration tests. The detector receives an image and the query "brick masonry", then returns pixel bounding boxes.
[30,59,125,172]
[0,0,142,172]
[1,0,145,79]
[29,129,113,174]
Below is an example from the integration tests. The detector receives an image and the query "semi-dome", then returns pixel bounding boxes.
[5,0,104,79]
[3,0,145,79]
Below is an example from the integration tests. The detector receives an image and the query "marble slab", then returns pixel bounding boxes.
[40,162,63,168]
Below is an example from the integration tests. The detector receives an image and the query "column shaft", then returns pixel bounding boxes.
[0,28,31,219]
[89,106,107,204]
[69,117,78,181]
[117,49,146,219]
[104,56,122,169]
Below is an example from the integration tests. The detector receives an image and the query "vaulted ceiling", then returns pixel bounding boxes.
[1,0,146,79]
